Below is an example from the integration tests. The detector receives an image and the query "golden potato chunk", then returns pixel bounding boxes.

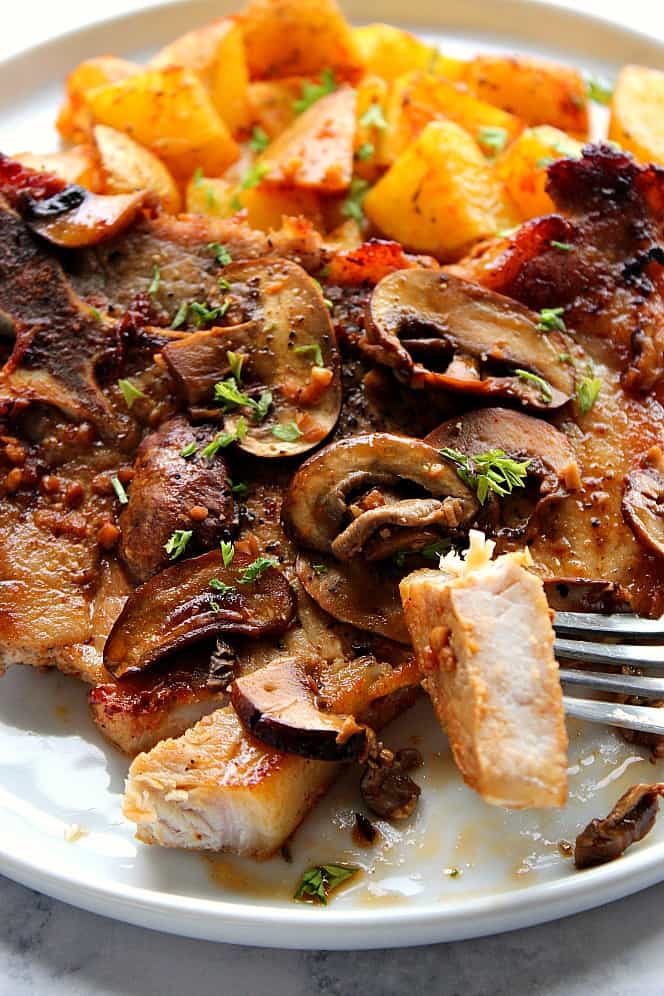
[609,65,664,166]
[467,54,589,137]
[364,120,517,260]
[93,125,181,213]
[184,172,321,231]
[57,56,140,144]
[353,23,465,82]
[151,18,250,135]
[86,67,239,180]
[248,78,303,139]
[495,125,582,219]
[242,0,360,80]
[353,75,389,179]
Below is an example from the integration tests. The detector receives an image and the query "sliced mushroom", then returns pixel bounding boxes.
[623,449,664,560]
[104,550,296,678]
[363,269,575,409]
[118,417,234,583]
[360,745,422,820]
[297,554,410,644]
[231,656,368,761]
[162,322,261,405]
[282,433,477,559]
[426,407,580,539]
[575,783,664,869]
[543,578,630,613]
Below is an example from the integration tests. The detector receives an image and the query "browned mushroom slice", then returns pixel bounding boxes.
[360,746,422,820]
[363,269,575,409]
[27,188,146,248]
[297,554,410,644]
[118,416,234,583]
[623,450,664,560]
[161,322,260,405]
[575,783,664,869]
[426,407,580,539]
[543,578,630,613]
[231,657,367,761]
[282,433,477,559]
[104,550,296,678]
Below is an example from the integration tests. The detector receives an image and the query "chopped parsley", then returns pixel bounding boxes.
[359,103,387,130]
[577,374,601,414]
[148,265,161,298]
[294,863,359,904]
[240,161,272,191]
[171,301,189,329]
[193,166,204,186]
[558,352,572,364]
[226,350,245,382]
[420,539,453,560]
[550,240,572,252]
[312,278,333,309]
[238,556,278,585]
[536,306,566,332]
[441,447,532,506]
[111,475,128,505]
[515,368,554,404]
[180,442,198,459]
[294,342,324,366]
[253,390,273,423]
[230,479,249,497]
[293,68,337,114]
[312,563,328,576]
[477,125,508,154]
[210,578,237,596]
[220,540,235,568]
[585,73,613,105]
[249,126,270,153]
[207,242,232,266]
[206,186,218,210]
[272,421,303,442]
[214,377,254,410]
[209,599,221,613]
[164,529,192,561]
[341,178,370,223]
[189,300,230,329]
[200,418,247,459]
[356,142,374,161]
[89,306,102,321]
[117,378,146,408]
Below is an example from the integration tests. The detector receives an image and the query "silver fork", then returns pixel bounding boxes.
[554,611,664,736]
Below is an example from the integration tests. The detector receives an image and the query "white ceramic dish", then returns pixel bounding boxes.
[1,0,664,950]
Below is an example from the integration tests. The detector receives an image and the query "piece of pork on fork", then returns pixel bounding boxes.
[400,531,568,809]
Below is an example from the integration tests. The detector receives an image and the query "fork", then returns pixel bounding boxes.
[554,610,664,736]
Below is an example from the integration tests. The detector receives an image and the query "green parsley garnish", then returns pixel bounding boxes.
[209,599,221,613]
[230,193,242,212]
[441,447,532,506]
[206,186,218,210]
[356,142,374,161]
[477,125,508,154]
[253,390,273,423]
[230,479,249,497]
[558,352,572,364]
[272,421,304,442]
[293,68,337,114]
[189,300,230,329]
[294,343,324,366]
[312,278,333,309]
[359,103,387,130]
[219,277,231,292]
[117,378,146,408]
[180,442,198,459]
[536,156,555,169]
[550,240,572,252]
[210,579,237,596]
[89,306,102,321]
[238,556,278,585]
[148,265,161,298]
[420,539,452,560]
[171,301,189,330]
[214,377,254,410]
[515,369,554,403]
[312,563,328,576]
[226,350,244,382]
[585,73,613,105]
[193,166,204,186]
[577,374,601,414]
[111,475,128,505]
[536,306,566,332]
[207,242,232,266]
[220,541,235,568]
[249,126,270,153]
[201,420,245,460]
[164,529,192,561]
[240,161,272,191]
[341,178,370,223]
[294,863,359,904]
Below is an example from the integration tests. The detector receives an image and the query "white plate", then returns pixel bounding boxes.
[1,0,664,950]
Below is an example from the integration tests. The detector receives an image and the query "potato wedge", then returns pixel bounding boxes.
[248,79,303,138]
[495,125,582,219]
[262,86,356,192]
[467,54,589,137]
[86,67,239,180]
[242,0,360,80]
[93,125,181,213]
[382,71,523,164]
[609,65,664,165]
[56,56,140,144]
[353,23,466,83]
[151,18,250,134]
[12,147,102,191]
[364,120,517,260]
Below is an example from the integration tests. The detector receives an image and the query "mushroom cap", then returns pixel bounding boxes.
[622,452,664,560]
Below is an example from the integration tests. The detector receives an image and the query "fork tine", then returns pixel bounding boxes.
[555,637,664,669]
[554,611,664,639]
[564,695,664,736]
[559,668,664,698]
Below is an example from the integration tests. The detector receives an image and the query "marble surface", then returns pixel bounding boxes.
[3,0,664,992]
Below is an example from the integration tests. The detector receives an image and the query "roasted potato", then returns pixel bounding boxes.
[495,125,582,219]
[93,125,181,213]
[364,120,517,260]
[57,56,140,144]
[608,65,664,165]
[382,71,523,164]
[467,54,589,137]
[185,175,235,216]
[151,18,250,134]
[86,67,239,180]
[12,147,102,191]
[353,75,389,179]
[185,172,322,230]
[353,23,466,83]
[248,78,303,138]
[242,0,360,80]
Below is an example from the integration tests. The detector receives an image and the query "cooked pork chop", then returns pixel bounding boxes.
[400,531,568,808]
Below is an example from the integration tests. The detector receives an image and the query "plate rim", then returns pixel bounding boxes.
[2,0,664,949]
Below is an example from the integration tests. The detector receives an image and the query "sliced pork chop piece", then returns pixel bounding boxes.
[400,531,568,809]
